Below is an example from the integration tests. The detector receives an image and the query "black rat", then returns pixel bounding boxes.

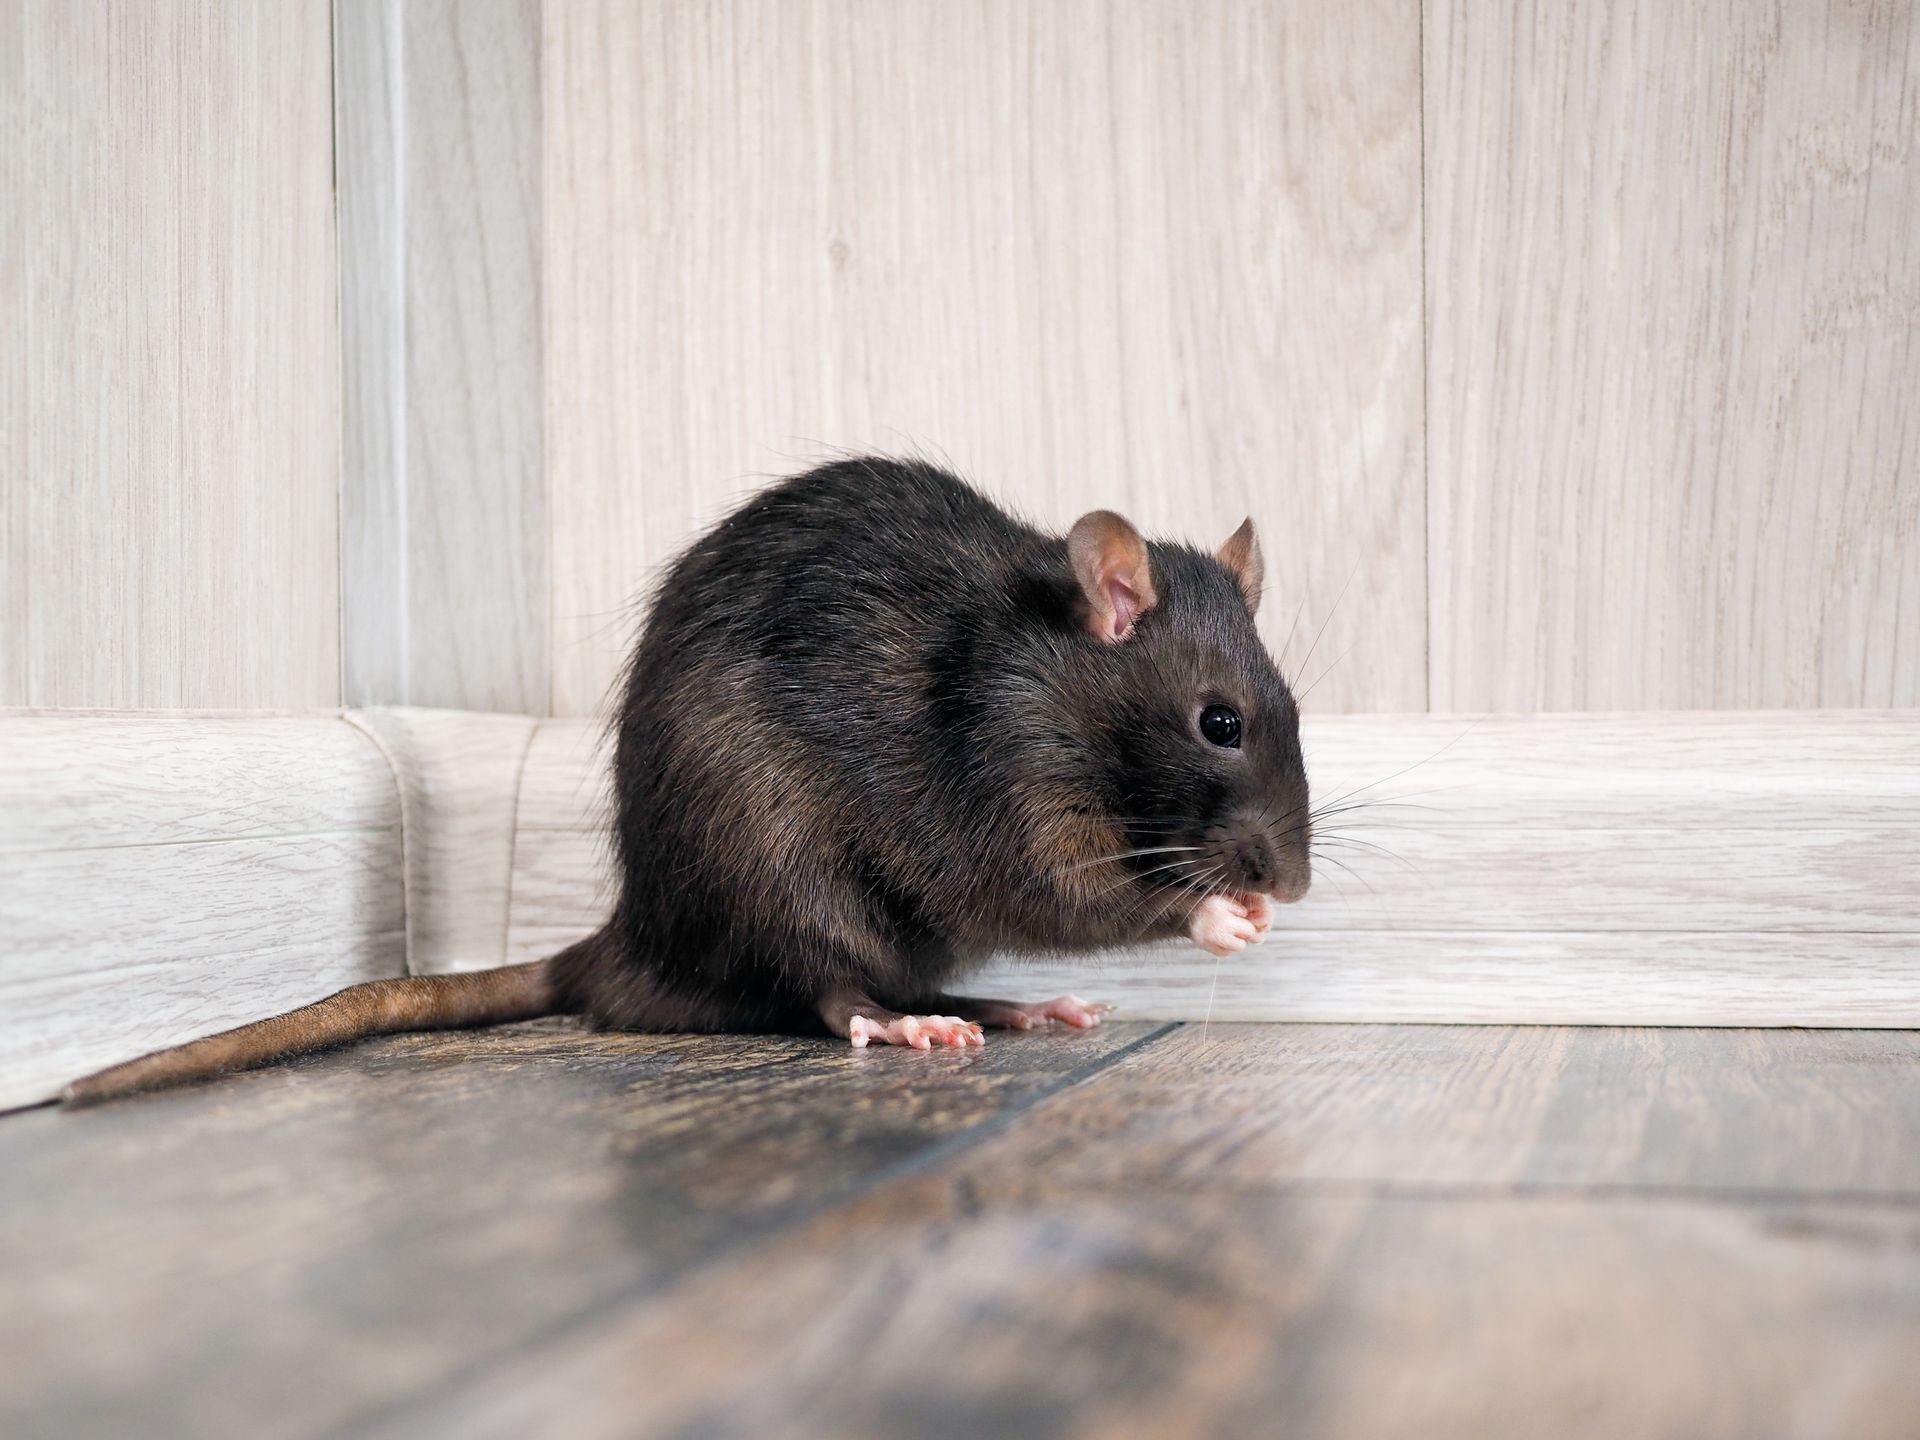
[65,458,1310,1102]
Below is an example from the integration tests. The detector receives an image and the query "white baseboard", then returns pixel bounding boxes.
[0,712,407,1110]
[505,710,1920,1026]
[3,706,1916,1111]
[974,933,1919,1028]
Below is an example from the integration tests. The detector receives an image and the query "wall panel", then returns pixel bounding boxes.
[1,0,339,708]
[543,0,1426,718]
[336,0,549,715]
[1426,0,1920,711]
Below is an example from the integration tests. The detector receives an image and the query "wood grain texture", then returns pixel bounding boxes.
[337,0,548,713]
[1299,709,1920,827]
[542,0,1426,717]
[322,1026,1920,1440]
[8,1025,1919,1437]
[347,707,539,975]
[501,712,1920,1019]
[975,931,1920,1027]
[409,1190,1920,1440]
[1426,0,1920,710]
[0,712,401,850]
[504,715,616,962]
[504,824,609,965]
[1,0,339,708]
[0,714,405,1110]
[511,713,615,832]
[945,1023,1920,1195]
[0,1022,1160,1437]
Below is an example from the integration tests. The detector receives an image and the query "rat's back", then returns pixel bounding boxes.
[648,458,1035,672]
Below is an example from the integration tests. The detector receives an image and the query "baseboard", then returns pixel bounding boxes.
[972,933,1918,1028]
[3,706,1916,1113]
[0,711,407,1110]
[505,710,1920,1026]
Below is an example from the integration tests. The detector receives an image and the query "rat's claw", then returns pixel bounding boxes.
[942,1016,985,1047]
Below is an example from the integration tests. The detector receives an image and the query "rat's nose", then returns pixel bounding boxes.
[1229,827,1311,903]
[1231,833,1277,888]
[1222,815,1311,902]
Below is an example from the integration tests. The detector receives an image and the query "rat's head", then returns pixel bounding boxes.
[1060,508,1311,905]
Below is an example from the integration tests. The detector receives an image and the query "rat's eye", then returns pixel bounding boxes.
[1199,703,1242,749]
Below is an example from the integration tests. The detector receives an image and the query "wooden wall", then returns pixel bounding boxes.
[541,0,1920,719]
[1425,0,1920,710]
[1,0,339,709]
[2,1,1914,717]
[336,0,549,715]
[542,0,1427,717]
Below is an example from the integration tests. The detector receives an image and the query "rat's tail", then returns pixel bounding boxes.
[61,955,570,1106]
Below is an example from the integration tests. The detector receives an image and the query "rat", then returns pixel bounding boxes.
[64,458,1310,1103]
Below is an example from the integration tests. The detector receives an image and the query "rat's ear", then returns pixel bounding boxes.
[1068,510,1158,643]
[1216,517,1263,615]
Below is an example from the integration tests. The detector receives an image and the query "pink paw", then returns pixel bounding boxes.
[1187,892,1274,957]
[847,1013,986,1051]
[1009,994,1112,1030]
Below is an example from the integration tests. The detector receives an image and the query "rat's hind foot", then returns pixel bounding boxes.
[1187,892,1274,957]
[818,989,985,1050]
[938,994,1113,1031]
[847,1011,985,1050]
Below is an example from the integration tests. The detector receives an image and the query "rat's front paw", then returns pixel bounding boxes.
[1187,893,1271,957]
[1241,891,1275,937]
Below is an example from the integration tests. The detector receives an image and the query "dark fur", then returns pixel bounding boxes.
[62,457,1309,1103]
[554,458,1310,1034]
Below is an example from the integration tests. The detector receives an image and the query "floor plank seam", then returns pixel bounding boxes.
[328,1021,1186,1438]
[999,1173,1920,1212]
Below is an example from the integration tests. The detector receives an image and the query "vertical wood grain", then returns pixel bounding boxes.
[544,0,1426,717]
[1,0,339,709]
[0,4,24,704]
[337,0,548,714]
[1426,0,1920,710]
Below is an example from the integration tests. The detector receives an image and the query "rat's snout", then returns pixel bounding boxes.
[1219,814,1311,904]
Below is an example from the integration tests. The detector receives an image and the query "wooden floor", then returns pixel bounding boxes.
[3,1022,1918,1439]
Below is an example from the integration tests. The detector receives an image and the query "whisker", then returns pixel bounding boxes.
[1309,865,1357,925]
[1308,789,1458,820]
[1304,722,1486,821]
[1046,845,1200,880]
[1312,828,1422,856]
[1295,645,1359,708]
[1312,852,1397,928]
[1095,854,1210,906]
[1277,590,1310,678]
[1292,563,1356,682]
[1313,835,1418,874]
